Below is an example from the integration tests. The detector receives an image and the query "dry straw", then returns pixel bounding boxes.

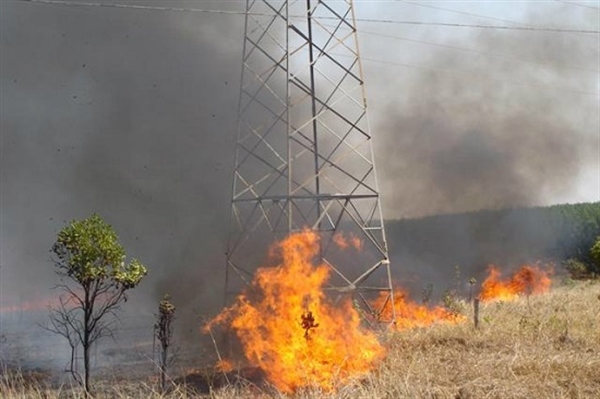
[2,280,599,398]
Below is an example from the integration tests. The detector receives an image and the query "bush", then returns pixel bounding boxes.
[565,237,600,279]
[563,258,591,280]
[589,237,600,277]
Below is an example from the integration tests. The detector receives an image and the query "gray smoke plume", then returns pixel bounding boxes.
[0,0,243,363]
[1,0,598,372]
[370,4,598,218]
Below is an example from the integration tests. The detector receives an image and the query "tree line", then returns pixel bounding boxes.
[386,202,600,279]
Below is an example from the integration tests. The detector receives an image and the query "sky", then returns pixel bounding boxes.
[0,0,598,315]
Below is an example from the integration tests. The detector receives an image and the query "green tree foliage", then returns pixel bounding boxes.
[46,213,147,395]
[589,237,600,276]
[385,202,600,281]
[546,203,600,278]
[547,202,600,263]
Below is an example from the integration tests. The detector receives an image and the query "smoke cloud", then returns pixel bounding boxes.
[370,4,598,218]
[0,1,243,350]
[0,0,598,370]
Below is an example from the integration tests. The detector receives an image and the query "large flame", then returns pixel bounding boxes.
[205,229,385,393]
[479,264,552,302]
[371,287,465,329]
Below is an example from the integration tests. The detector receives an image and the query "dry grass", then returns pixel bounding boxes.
[2,280,599,398]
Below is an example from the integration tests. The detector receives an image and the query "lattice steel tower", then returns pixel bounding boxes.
[225,0,396,325]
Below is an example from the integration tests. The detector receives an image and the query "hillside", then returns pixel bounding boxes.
[385,202,600,294]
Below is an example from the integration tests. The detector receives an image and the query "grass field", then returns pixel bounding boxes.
[2,279,599,398]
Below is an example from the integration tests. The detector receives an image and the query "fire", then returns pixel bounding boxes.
[371,288,465,330]
[479,265,552,302]
[215,359,234,373]
[205,229,385,393]
[333,232,363,251]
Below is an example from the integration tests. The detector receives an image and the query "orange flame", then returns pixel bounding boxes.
[215,359,234,373]
[371,288,465,329]
[205,229,385,393]
[479,264,552,302]
[333,233,363,251]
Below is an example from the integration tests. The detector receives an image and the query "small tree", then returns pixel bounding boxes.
[154,294,176,393]
[46,213,147,395]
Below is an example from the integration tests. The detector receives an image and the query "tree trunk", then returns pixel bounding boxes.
[84,339,90,396]
[160,342,168,393]
[83,286,91,397]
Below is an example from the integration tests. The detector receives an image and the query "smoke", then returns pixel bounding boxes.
[1,0,598,371]
[0,0,243,356]
[370,4,599,218]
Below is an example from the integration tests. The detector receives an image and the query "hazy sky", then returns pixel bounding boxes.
[1,0,598,311]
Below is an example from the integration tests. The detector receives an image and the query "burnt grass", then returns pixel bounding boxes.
[174,366,267,395]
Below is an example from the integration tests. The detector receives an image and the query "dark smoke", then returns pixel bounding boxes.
[0,0,243,363]
[372,4,598,218]
[0,0,598,373]
[362,3,599,297]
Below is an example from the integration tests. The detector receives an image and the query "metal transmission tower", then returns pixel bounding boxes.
[225,0,396,325]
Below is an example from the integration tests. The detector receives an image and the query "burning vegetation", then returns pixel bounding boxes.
[2,229,564,396]
[204,229,385,393]
[479,264,552,302]
[203,230,559,392]
[371,288,465,330]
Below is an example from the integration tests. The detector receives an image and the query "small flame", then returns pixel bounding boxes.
[479,264,552,302]
[215,359,234,373]
[371,287,465,329]
[205,229,385,393]
[333,232,363,251]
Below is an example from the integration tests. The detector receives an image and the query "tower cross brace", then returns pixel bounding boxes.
[225,0,396,326]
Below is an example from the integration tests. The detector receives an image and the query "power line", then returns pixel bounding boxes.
[555,0,600,11]
[318,19,596,73]
[15,0,248,15]
[332,52,600,97]
[355,18,599,34]
[397,0,524,26]
[14,0,600,34]
[394,0,599,44]
[356,28,598,74]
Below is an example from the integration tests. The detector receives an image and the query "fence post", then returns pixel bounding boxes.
[473,298,480,329]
